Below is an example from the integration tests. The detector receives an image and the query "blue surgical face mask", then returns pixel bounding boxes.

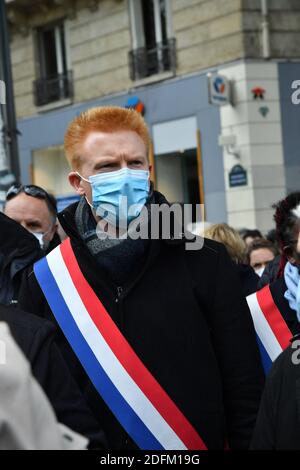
[77,167,150,226]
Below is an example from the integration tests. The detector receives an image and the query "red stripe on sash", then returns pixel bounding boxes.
[256,285,292,350]
[60,238,207,450]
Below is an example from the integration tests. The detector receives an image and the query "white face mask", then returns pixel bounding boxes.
[31,232,45,249]
[30,226,53,250]
[255,267,265,277]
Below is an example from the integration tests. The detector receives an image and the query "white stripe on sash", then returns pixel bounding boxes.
[247,292,283,362]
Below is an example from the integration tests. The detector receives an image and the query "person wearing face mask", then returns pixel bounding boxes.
[0,212,42,305]
[246,238,278,278]
[18,106,264,450]
[4,184,60,253]
[204,223,259,297]
[247,192,300,375]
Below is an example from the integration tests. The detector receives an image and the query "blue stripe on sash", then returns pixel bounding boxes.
[34,256,163,450]
[256,334,273,375]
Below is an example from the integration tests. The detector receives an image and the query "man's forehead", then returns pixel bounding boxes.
[81,130,146,151]
[74,131,148,171]
[6,193,48,214]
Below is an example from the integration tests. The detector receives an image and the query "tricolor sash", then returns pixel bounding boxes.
[33,238,207,450]
[247,285,293,374]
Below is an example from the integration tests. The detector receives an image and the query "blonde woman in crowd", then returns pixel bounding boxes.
[204,223,259,297]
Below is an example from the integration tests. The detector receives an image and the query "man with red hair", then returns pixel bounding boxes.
[19,106,264,450]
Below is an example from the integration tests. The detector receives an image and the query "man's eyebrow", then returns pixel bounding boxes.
[93,161,119,170]
[26,219,42,225]
[128,155,146,160]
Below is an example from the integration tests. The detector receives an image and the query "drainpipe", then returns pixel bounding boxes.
[261,0,270,59]
[0,108,6,171]
[0,0,20,183]
[0,107,15,209]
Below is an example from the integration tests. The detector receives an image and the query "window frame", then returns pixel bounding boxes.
[129,0,173,51]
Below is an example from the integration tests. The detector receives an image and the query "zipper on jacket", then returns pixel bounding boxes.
[115,286,123,303]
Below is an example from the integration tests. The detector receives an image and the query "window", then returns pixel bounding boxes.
[152,118,202,222]
[129,0,176,81]
[33,22,73,107]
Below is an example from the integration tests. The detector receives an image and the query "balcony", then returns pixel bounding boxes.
[33,71,73,107]
[129,38,176,82]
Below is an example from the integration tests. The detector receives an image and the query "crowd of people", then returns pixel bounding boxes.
[0,106,299,450]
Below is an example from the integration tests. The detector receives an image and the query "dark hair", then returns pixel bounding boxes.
[6,184,57,221]
[45,193,58,220]
[266,228,277,244]
[246,238,278,264]
[273,192,300,276]
[266,228,279,252]
[242,229,263,241]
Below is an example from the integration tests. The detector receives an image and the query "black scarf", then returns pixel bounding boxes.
[74,190,154,287]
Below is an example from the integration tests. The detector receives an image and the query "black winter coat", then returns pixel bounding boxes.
[235,263,259,297]
[18,194,265,450]
[251,339,300,449]
[0,304,107,449]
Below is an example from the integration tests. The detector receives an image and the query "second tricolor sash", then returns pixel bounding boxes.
[247,285,293,374]
[33,238,207,450]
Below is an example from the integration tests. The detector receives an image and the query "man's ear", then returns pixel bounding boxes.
[285,246,297,265]
[50,221,58,238]
[68,172,85,196]
[287,255,295,264]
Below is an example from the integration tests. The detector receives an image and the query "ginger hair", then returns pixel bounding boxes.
[64,106,150,170]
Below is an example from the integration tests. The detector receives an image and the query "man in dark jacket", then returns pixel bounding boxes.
[0,304,107,449]
[18,106,264,450]
[4,184,61,254]
[251,336,300,449]
[0,186,61,304]
[0,212,42,305]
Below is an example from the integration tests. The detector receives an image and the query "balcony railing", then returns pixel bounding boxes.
[129,38,176,81]
[33,71,73,107]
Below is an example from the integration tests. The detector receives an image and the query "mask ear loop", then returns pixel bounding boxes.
[76,171,89,183]
[76,172,93,208]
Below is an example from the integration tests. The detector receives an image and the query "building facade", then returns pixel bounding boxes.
[5,0,300,230]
